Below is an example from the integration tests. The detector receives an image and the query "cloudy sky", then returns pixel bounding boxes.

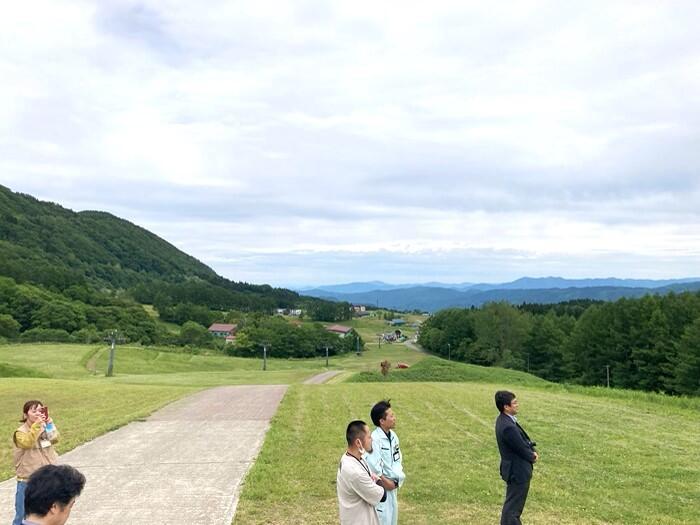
[2,1,699,287]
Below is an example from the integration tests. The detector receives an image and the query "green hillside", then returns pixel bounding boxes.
[0,184,216,289]
[0,185,347,344]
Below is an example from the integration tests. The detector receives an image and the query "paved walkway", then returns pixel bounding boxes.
[303,370,342,384]
[0,385,287,525]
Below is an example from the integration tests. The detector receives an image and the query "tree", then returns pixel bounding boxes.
[0,313,20,339]
[672,317,700,395]
[471,302,531,369]
[179,321,212,347]
[523,313,566,381]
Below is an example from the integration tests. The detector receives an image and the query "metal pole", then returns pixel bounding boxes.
[325,345,329,368]
[106,336,116,377]
[263,344,267,371]
[448,343,451,361]
[606,365,610,388]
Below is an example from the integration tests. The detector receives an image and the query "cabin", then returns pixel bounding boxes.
[207,323,238,338]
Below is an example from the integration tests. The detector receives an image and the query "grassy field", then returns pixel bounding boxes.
[0,337,428,481]
[0,378,193,480]
[0,344,99,379]
[5,322,697,524]
[234,382,700,525]
[349,356,551,386]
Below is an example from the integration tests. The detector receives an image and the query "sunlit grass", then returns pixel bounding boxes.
[234,382,700,525]
[0,378,194,480]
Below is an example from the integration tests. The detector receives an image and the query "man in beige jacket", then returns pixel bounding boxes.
[337,420,387,525]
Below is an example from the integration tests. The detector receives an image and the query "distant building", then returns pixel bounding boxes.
[276,308,303,316]
[389,319,406,326]
[208,323,238,339]
[352,305,366,312]
[325,324,354,338]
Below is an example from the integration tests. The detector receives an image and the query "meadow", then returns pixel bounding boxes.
[0,337,425,480]
[234,382,700,525]
[2,320,699,525]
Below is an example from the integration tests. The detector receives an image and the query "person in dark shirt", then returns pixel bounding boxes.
[495,391,539,525]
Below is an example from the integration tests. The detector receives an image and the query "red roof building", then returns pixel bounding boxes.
[208,323,238,337]
[325,324,354,337]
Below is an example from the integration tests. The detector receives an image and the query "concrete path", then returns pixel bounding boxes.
[0,385,287,525]
[303,370,342,384]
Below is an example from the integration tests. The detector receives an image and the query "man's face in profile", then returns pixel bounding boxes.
[505,397,519,416]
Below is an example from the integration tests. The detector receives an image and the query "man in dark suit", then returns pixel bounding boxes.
[495,390,539,525]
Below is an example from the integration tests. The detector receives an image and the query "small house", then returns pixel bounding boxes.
[208,323,238,338]
[325,324,354,338]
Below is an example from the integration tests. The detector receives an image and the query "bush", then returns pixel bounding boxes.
[19,328,72,342]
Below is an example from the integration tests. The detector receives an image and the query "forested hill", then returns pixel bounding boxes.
[0,184,222,289]
[0,185,350,344]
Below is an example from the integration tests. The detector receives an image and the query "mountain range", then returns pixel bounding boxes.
[298,278,700,312]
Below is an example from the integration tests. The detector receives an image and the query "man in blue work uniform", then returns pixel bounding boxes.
[365,399,406,525]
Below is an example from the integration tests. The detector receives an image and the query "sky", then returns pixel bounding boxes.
[1,1,699,287]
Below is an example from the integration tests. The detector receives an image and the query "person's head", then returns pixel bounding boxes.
[24,465,85,525]
[370,399,396,431]
[21,400,45,424]
[495,391,519,415]
[346,420,372,454]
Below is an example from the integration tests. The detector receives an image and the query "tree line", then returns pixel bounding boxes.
[0,275,352,348]
[418,294,700,395]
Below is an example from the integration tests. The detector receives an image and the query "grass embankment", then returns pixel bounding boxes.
[0,378,193,480]
[349,356,550,386]
[235,382,700,525]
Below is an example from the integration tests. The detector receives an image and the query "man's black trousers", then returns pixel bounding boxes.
[500,479,530,525]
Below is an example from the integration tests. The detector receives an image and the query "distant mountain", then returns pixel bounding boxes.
[297,277,699,297]
[467,276,700,291]
[301,281,700,312]
[297,280,477,294]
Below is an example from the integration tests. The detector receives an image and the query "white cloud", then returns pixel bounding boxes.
[1,1,699,284]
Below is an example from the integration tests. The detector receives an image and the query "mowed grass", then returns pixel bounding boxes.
[349,356,550,386]
[0,344,98,378]
[0,378,194,480]
[234,382,700,525]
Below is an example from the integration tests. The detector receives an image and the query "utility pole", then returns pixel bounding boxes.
[605,365,610,388]
[262,343,268,371]
[447,342,451,361]
[104,330,123,377]
[356,334,361,356]
[324,345,330,367]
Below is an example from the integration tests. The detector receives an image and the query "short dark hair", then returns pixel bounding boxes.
[346,420,368,445]
[495,391,516,413]
[24,464,86,517]
[21,400,43,422]
[370,399,391,427]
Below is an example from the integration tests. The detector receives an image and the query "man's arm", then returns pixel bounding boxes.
[348,467,387,506]
[502,425,536,462]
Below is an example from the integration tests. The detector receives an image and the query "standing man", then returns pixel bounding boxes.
[495,391,539,525]
[337,420,387,525]
[366,400,405,525]
[22,464,86,525]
